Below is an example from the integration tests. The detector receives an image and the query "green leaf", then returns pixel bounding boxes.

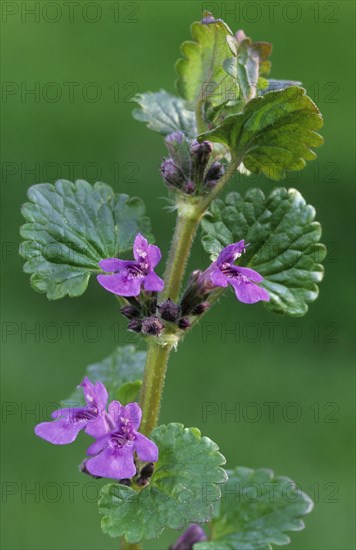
[115,380,142,404]
[19,180,153,299]
[195,466,313,550]
[201,188,326,316]
[63,345,146,406]
[132,90,197,136]
[199,86,324,180]
[224,30,272,101]
[176,13,238,108]
[99,423,227,543]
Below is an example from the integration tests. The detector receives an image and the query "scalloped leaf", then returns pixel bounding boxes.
[99,423,227,543]
[223,30,272,101]
[201,188,326,316]
[195,467,313,550]
[62,345,146,406]
[132,90,197,136]
[176,13,238,108]
[198,86,324,180]
[19,180,153,299]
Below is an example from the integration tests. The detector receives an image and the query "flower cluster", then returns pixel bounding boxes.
[35,378,158,481]
[97,234,269,337]
[160,131,225,196]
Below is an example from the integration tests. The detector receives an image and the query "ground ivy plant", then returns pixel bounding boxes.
[20,13,325,550]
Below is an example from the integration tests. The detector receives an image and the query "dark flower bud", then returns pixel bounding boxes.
[204,161,225,188]
[190,139,213,165]
[140,462,155,478]
[119,478,132,486]
[120,305,140,319]
[183,181,195,195]
[178,318,191,330]
[191,301,211,315]
[141,316,164,336]
[160,158,184,189]
[79,460,102,479]
[159,299,180,322]
[136,462,155,487]
[127,319,143,333]
[170,524,207,550]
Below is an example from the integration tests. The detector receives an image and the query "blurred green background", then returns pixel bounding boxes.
[1,1,355,548]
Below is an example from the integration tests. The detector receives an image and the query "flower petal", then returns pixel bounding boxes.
[93,381,108,410]
[134,432,159,462]
[133,233,149,262]
[143,271,164,292]
[86,433,110,456]
[85,415,110,439]
[80,377,95,404]
[230,279,270,304]
[210,267,228,287]
[97,272,142,297]
[236,266,264,283]
[217,241,246,265]
[98,258,131,272]
[86,444,137,480]
[35,418,84,445]
[147,244,162,269]
[121,402,142,430]
[108,401,124,427]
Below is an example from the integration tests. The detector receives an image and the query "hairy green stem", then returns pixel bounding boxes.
[140,341,171,435]
[139,157,240,437]
[162,207,202,302]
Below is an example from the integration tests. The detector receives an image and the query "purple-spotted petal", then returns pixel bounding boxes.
[98,258,132,272]
[143,271,164,292]
[217,241,246,265]
[134,432,159,462]
[236,266,264,283]
[107,401,124,427]
[35,418,84,445]
[86,443,137,480]
[210,267,228,288]
[97,272,142,297]
[121,402,142,430]
[133,233,149,262]
[230,279,270,304]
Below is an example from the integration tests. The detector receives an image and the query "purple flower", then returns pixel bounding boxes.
[204,240,270,304]
[97,233,164,297]
[35,378,110,445]
[85,401,158,480]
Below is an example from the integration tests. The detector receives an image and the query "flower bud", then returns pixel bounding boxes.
[119,478,132,486]
[204,161,225,188]
[159,299,180,322]
[160,158,184,189]
[183,181,195,195]
[120,305,140,319]
[165,131,185,156]
[191,301,211,315]
[190,139,213,165]
[141,316,164,336]
[178,318,191,330]
[127,319,143,333]
[170,524,207,550]
[136,462,155,487]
